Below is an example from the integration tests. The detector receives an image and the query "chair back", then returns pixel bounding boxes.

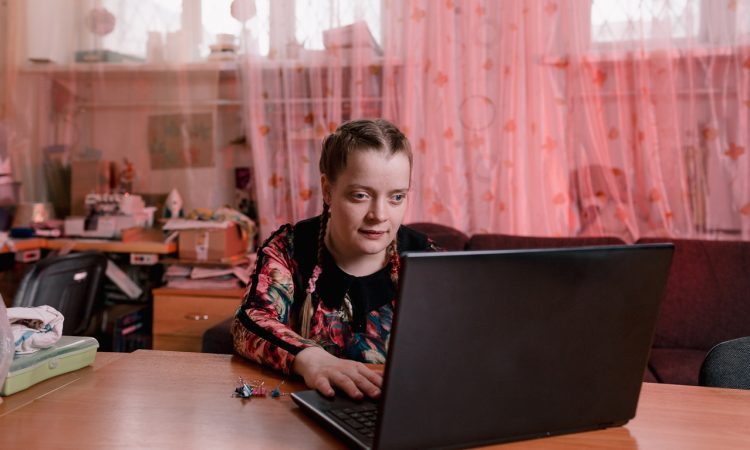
[13,252,108,336]
[699,337,750,389]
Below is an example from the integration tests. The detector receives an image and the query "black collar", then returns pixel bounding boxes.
[315,246,395,332]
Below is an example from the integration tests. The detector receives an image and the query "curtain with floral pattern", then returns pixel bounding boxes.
[244,0,749,242]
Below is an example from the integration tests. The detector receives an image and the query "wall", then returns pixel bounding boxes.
[13,63,251,212]
[0,0,7,120]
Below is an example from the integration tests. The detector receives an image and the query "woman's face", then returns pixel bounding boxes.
[322,149,411,270]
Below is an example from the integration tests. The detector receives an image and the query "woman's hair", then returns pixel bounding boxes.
[319,118,413,184]
[302,119,411,333]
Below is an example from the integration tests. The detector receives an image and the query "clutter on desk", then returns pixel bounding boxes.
[0,301,12,393]
[163,206,256,262]
[232,377,287,400]
[163,188,185,219]
[64,193,156,239]
[6,305,64,354]
[11,202,63,237]
[162,252,255,290]
[0,335,99,397]
[0,155,21,231]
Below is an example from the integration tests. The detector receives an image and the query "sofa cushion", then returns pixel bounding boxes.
[648,348,706,385]
[467,233,626,251]
[406,222,470,251]
[638,238,750,351]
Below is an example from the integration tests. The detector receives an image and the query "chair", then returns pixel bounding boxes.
[202,316,235,354]
[13,252,109,336]
[698,337,750,389]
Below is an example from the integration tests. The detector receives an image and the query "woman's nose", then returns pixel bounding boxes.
[367,199,387,221]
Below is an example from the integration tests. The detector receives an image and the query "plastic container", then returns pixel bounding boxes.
[0,336,99,396]
[0,302,12,392]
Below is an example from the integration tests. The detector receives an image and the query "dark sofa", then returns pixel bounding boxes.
[202,223,750,386]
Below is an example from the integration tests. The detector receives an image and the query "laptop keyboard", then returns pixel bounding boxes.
[328,403,379,439]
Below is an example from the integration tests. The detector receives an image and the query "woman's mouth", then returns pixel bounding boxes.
[359,229,386,239]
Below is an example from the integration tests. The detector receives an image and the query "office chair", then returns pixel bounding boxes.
[13,251,109,336]
[698,337,750,390]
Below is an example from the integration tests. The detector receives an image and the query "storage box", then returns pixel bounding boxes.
[178,223,247,262]
[1,336,99,396]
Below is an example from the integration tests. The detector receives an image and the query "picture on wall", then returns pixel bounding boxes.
[147,112,215,170]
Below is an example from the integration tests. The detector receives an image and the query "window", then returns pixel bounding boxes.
[591,0,698,45]
[590,0,749,48]
[26,0,382,63]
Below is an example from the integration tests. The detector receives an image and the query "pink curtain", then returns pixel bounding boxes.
[5,1,746,242]
[240,6,388,237]
[376,0,749,242]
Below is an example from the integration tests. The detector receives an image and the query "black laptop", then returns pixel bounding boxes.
[292,244,674,449]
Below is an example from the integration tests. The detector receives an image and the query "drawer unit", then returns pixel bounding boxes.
[152,288,244,352]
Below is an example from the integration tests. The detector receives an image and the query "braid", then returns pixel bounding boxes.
[388,239,400,286]
[300,203,328,338]
[307,202,329,295]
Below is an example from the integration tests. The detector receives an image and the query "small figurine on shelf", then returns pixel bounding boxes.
[163,188,184,219]
[119,158,136,194]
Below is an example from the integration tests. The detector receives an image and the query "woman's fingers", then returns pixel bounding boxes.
[358,364,383,388]
[329,370,365,399]
[312,376,336,397]
[293,347,383,399]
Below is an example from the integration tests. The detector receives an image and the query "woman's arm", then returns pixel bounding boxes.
[233,227,318,374]
[233,225,382,398]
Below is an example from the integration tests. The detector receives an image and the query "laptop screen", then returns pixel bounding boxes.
[374,244,673,449]
[292,244,673,450]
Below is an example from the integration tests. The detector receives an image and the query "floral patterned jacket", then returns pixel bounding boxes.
[232,216,437,374]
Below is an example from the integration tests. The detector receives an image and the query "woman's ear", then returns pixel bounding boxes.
[320,175,331,205]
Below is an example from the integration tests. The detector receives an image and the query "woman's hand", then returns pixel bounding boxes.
[292,346,382,400]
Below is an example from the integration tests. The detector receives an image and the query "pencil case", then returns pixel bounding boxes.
[1,336,99,396]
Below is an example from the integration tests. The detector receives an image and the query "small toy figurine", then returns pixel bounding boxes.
[119,158,136,193]
[164,188,184,219]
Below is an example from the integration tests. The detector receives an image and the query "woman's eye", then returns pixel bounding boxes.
[351,192,369,200]
[392,193,406,203]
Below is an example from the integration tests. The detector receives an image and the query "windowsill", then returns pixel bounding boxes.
[18,54,402,76]
[19,60,241,74]
[541,43,750,66]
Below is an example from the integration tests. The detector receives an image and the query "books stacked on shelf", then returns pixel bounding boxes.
[163,253,255,290]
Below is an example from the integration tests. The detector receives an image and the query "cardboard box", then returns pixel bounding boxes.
[178,223,247,262]
[70,160,114,215]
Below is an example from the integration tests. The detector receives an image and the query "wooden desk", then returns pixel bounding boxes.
[1,350,749,449]
[152,288,244,352]
[0,238,46,254]
[1,237,176,255]
[0,352,123,414]
[44,238,177,254]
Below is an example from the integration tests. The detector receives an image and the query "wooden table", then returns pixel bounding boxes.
[0,237,176,254]
[1,350,750,449]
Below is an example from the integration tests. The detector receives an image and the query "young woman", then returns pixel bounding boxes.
[232,119,437,400]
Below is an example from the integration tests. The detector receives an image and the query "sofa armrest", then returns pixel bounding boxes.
[467,233,626,250]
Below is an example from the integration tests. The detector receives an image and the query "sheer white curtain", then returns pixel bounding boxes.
[3,0,749,241]
[238,0,385,237]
